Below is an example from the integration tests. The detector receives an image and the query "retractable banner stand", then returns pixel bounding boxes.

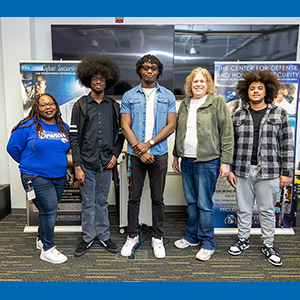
[214,61,299,231]
[20,61,90,229]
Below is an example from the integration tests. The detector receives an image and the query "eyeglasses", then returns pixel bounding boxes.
[39,102,56,109]
[141,65,159,72]
[92,76,106,83]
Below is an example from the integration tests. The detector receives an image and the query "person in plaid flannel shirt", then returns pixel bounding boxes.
[227,69,294,267]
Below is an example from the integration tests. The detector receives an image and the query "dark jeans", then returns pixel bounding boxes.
[80,164,112,242]
[21,173,67,251]
[127,153,168,238]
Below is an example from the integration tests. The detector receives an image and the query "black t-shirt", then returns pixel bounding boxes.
[249,106,268,165]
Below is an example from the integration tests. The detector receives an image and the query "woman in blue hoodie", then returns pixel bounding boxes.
[7,93,70,264]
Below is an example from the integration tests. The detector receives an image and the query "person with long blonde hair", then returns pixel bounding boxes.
[172,67,234,261]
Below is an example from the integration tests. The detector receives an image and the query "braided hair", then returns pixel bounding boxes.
[11,93,69,149]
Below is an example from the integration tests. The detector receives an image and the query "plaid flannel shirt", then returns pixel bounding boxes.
[231,103,294,179]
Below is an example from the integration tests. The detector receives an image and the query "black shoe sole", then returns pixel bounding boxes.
[228,250,242,256]
[74,250,88,257]
[106,247,120,254]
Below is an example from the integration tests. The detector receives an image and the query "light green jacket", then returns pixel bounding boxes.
[173,94,234,164]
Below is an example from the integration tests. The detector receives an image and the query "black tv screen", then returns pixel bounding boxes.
[51,25,174,95]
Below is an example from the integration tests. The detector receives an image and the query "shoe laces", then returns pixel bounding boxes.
[235,238,248,247]
[125,236,138,247]
[153,238,163,247]
[264,244,280,256]
[50,246,61,255]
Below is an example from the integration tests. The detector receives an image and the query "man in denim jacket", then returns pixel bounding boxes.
[120,54,177,258]
[227,69,294,267]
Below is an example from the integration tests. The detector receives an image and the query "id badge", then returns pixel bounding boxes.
[27,180,36,201]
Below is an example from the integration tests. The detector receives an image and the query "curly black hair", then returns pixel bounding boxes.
[135,54,163,80]
[76,55,120,90]
[236,69,280,104]
[11,93,69,149]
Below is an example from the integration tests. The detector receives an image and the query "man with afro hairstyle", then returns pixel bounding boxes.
[227,69,294,267]
[70,55,124,257]
[120,54,177,259]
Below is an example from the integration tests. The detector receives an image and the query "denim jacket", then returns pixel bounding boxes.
[120,82,176,156]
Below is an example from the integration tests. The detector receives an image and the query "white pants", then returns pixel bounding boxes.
[236,165,280,245]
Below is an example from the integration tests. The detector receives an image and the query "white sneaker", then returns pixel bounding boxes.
[152,237,166,259]
[196,248,214,261]
[121,235,139,257]
[174,238,200,249]
[36,238,43,250]
[40,246,67,264]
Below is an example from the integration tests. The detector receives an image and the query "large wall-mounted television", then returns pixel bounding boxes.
[51,25,174,96]
[52,24,299,96]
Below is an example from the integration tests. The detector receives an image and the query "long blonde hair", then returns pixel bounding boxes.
[184,67,216,97]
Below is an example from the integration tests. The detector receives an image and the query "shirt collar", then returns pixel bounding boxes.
[87,92,110,103]
[137,81,160,93]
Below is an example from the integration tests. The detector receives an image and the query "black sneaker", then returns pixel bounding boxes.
[99,238,119,253]
[74,239,94,257]
[262,244,282,267]
[228,238,249,256]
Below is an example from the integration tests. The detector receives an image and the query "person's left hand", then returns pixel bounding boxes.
[280,176,292,188]
[140,153,155,164]
[219,163,230,178]
[106,155,117,169]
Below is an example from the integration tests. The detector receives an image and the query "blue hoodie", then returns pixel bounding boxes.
[7,118,70,178]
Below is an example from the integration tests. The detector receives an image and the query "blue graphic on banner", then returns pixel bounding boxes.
[215,63,300,85]
[20,61,90,124]
[215,62,300,116]
[20,64,44,71]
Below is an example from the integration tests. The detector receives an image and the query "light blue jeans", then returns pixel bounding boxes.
[21,173,67,251]
[181,158,220,250]
[236,165,280,244]
[80,164,112,243]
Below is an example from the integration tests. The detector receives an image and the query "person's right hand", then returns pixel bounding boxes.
[140,153,155,164]
[132,142,150,157]
[227,172,237,189]
[75,166,85,185]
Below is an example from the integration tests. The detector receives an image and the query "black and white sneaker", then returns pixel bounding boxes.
[262,244,282,267]
[99,238,119,253]
[74,239,94,257]
[228,238,249,256]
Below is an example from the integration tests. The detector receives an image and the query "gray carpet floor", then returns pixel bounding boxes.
[0,212,300,282]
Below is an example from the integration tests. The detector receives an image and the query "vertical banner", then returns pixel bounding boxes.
[20,61,90,226]
[214,62,299,228]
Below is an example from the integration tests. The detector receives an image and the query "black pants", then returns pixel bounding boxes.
[127,153,168,238]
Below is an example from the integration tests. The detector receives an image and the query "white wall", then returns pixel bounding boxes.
[0,19,9,185]
[1,17,300,212]
[1,18,32,212]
